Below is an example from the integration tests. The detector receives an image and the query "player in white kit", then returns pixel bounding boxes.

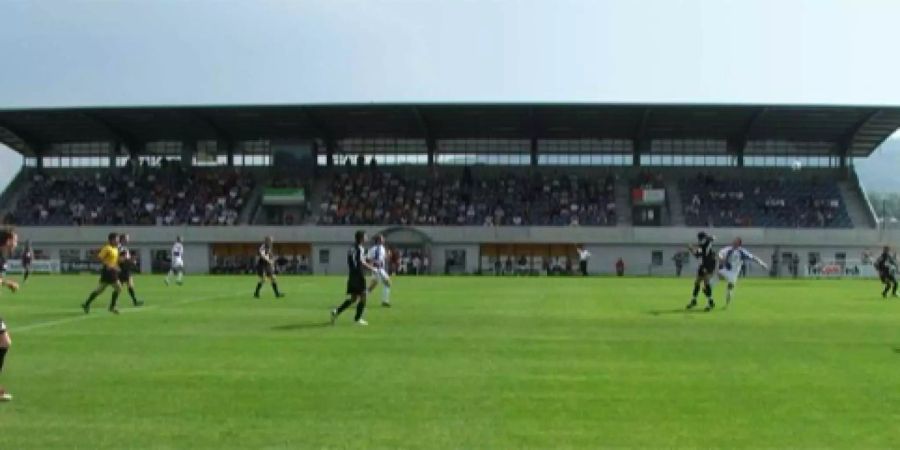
[165,236,185,286]
[366,234,392,307]
[709,237,768,310]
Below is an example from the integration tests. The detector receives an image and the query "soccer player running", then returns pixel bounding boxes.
[20,240,33,283]
[874,246,898,298]
[165,236,185,286]
[366,234,392,307]
[117,234,143,307]
[709,237,769,310]
[254,236,285,299]
[81,233,123,314]
[0,228,21,401]
[686,232,717,311]
[331,230,376,326]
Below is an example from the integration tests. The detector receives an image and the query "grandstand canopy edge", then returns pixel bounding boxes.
[1,103,898,168]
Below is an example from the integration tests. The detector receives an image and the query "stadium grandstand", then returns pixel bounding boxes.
[1,103,899,277]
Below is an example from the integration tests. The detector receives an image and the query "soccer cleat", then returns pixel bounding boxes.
[381,302,392,308]
[108,308,119,315]
[253,293,260,299]
[330,309,338,325]
[0,389,12,402]
[685,300,697,310]
[164,279,170,286]
[134,301,144,307]
[81,303,90,314]
[355,319,369,326]
[704,301,715,312]
[276,293,286,298]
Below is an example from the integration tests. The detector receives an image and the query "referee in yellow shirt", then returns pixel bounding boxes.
[81,233,123,314]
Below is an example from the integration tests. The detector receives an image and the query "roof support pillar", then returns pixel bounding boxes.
[311,140,321,167]
[182,140,195,168]
[633,138,649,167]
[838,143,850,179]
[427,137,436,167]
[727,138,744,167]
[326,138,337,167]
[223,140,234,167]
[110,141,121,168]
[530,137,538,167]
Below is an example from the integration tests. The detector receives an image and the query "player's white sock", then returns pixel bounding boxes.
[165,270,173,284]
[383,286,391,304]
[726,288,733,305]
[177,271,184,283]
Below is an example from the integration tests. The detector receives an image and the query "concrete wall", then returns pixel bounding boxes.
[13,225,899,276]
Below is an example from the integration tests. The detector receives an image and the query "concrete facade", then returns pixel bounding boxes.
[13,225,899,277]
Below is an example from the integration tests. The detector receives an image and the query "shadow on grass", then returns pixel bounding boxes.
[271,322,332,331]
[893,347,900,355]
[646,308,708,316]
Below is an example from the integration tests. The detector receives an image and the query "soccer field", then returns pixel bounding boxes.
[1,275,898,449]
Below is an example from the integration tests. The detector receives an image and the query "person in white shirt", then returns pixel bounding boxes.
[576,245,591,276]
[165,236,185,286]
[709,237,769,309]
[366,234,392,307]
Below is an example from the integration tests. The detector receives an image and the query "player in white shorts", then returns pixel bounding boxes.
[366,234,392,307]
[709,237,768,310]
[165,236,185,286]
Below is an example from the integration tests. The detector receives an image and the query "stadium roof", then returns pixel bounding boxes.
[1,103,899,157]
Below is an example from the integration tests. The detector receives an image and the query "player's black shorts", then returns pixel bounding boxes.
[100,266,119,284]
[879,270,896,282]
[256,262,274,278]
[118,269,132,282]
[22,257,32,268]
[697,261,716,277]
[346,274,366,295]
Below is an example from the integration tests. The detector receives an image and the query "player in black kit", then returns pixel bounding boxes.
[117,234,143,307]
[20,241,33,283]
[331,230,376,326]
[686,232,717,311]
[0,228,20,401]
[254,236,284,299]
[874,246,898,298]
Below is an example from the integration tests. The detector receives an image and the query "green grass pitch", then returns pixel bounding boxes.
[1,275,899,449]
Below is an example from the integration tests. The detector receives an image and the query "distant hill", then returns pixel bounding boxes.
[857,138,900,193]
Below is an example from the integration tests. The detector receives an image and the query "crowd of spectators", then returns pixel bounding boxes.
[681,173,851,228]
[488,256,574,276]
[390,249,429,275]
[318,167,617,226]
[7,162,255,226]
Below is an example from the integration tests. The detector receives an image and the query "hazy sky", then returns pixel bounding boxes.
[2,0,900,189]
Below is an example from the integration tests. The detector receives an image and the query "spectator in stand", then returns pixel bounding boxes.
[680,173,851,229]
[318,168,617,226]
[13,166,254,226]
